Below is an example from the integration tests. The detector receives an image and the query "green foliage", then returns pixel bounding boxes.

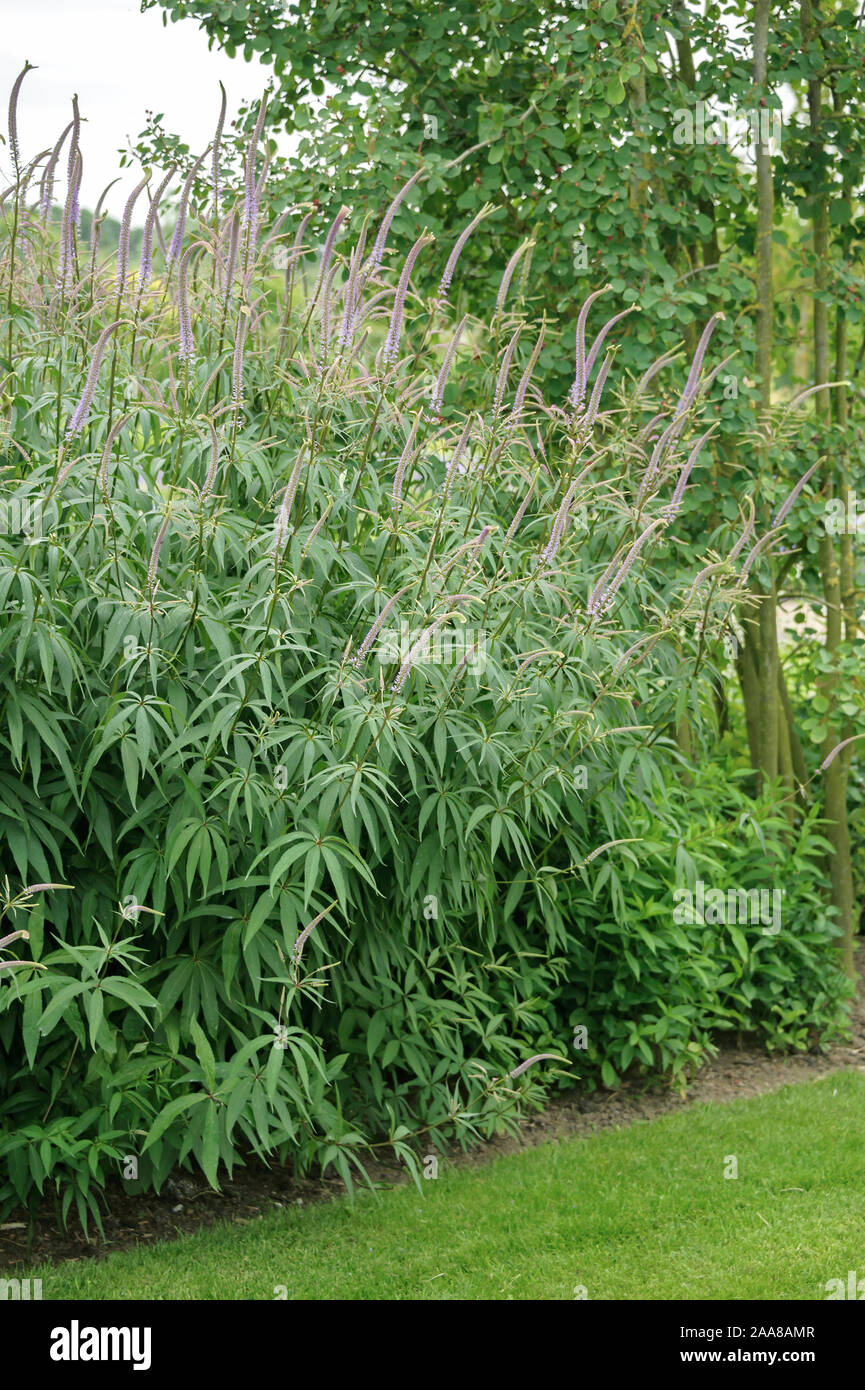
[0,74,851,1229]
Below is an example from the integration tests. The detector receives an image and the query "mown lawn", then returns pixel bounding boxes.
[28,1071,865,1300]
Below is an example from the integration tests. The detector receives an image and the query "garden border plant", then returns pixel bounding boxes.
[0,68,851,1235]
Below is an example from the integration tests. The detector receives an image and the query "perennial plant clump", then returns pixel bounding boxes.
[0,72,848,1231]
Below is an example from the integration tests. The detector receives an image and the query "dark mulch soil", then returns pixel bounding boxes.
[4,975,864,1274]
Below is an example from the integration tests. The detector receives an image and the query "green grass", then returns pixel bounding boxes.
[27,1071,865,1300]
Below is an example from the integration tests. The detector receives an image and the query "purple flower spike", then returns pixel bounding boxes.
[430,315,468,416]
[508,326,545,431]
[436,204,493,302]
[572,350,612,436]
[273,447,306,561]
[139,168,174,289]
[168,149,208,265]
[67,95,81,228]
[821,735,865,772]
[221,209,241,308]
[352,583,412,666]
[383,232,434,364]
[314,205,350,303]
[392,414,421,509]
[505,1053,562,1081]
[212,81,227,221]
[367,169,423,273]
[542,480,579,567]
[232,305,251,407]
[8,61,36,173]
[56,148,82,291]
[493,328,521,419]
[771,459,821,529]
[116,175,149,297]
[502,474,537,551]
[177,246,196,362]
[570,284,611,412]
[243,90,269,232]
[672,313,724,422]
[728,513,755,563]
[443,417,472,497]
[495,237,534,317]
[662,425,717,524]
[146,508,173,593]
[391,614,453,694]
[588,518,665,617]
[66,320,122,438]
[39,118,73,220]
[584,305,637,383]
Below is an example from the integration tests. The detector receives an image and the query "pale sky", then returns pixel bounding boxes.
[0,0,282,217]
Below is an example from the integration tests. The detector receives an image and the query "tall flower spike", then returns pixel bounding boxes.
[636,415,686,506]
[8,61,36,174]
[771,459,821,529]
[436,204,494,302]
[430,315,468,416]
[313,205,350,303]
[541,480,579,566]
[681,561,728,611]
[168,149,208,264]
[222,208,241,307]
[56,149,82,291]
[39,118,73,220]
[139,168,174,289]
[146,508,173,594]
[502,473,537,552]
[317,261,340,373]
[570,284,611,411]
[671,312,724,422]
[66,321,122,438]
[392,413,421,509]
[201,422,221,500]
[67,95,81,227]
[292,901,336,966]
[338,217,371,350]
[493,327,521,418]
[273,447,306,562]
[232,304,251,407]
[495,237,534,317]
[383,232,434,364]
[443,417,472,497]
[662,425,717,524]
[506,1053,561,1081]
[584,305,637,383]
[634,346,680,399]
[391,614,456,693]
[463,524,491,573]
[212,81,227,222]
[243,90,269,232]
[728,507,755,563]
[177,246,196,362]
[573,351,613,435]
[353,584,413,665]
[245,149,271,258]
[508,325,545,432]
[368,169,423,272]
[97,411,136,497]
[588,518,665,617]
[116,175,149,297]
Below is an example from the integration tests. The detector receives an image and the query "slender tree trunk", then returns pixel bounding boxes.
[805,0,856,977]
